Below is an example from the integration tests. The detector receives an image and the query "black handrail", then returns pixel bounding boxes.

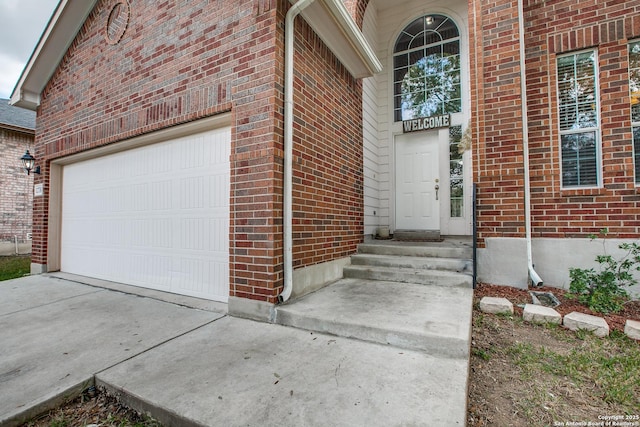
[472,182,477,289]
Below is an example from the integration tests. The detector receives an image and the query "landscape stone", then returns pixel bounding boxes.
[624,319,640,340]
[563,311,609,337]
[479,297,513,315]
[522,304,561,324]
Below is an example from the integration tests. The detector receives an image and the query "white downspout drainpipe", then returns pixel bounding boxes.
[517,0,543,287]
[279,0,317,303]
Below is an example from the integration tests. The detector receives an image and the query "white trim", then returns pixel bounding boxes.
[47,114,232,273]
[556,49,602,190]
[628,40,640,185]
[52,114,231,165]
[386,7,471,234]
[291,0,382,78]
[13,1,381,110]
[11,0,99,110]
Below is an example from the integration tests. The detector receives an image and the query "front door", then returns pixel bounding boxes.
[395,131,440,230]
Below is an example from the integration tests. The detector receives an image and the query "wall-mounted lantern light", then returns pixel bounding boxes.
[20,150,41,175]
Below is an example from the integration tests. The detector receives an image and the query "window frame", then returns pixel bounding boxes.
[629,40,640,185]
[392,14,462,122]
[449,125,464,218]
[556,49,602,189]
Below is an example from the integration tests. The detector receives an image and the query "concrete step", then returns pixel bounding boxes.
[274,278,474,359]
[393,229,440,241]
[343,265,473,288]
[358,242,473,259]
[351,253,472,274]
[98,313,470,426]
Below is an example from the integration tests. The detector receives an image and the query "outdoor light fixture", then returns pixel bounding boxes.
[20,150,41,175]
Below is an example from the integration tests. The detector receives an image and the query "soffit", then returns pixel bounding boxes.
[290,0,382,78]
[11,0,381,111]
[10,0,98,110]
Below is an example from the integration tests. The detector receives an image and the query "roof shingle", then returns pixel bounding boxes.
[0,98,36,131]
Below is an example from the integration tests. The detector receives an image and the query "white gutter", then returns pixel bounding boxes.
[280,0,318,303]
[517,0,543,287]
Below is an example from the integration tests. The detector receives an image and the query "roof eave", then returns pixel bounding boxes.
[11,0,380,112]
[291,0,382,78]
[10,0,98,111]
[0,123,36,135]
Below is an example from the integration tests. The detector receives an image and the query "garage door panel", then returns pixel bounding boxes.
[61,127,230,302]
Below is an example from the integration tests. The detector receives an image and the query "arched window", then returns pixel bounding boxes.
[393,15,461,121]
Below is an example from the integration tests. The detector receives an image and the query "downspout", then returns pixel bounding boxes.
[279,0,318,303]
[517,0,543,287]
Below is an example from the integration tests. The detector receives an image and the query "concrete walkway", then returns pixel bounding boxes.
[0,274,470,427]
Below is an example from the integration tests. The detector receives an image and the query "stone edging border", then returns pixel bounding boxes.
[478,296,640,340]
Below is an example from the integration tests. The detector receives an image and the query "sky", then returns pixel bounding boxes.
[0,0,59,99]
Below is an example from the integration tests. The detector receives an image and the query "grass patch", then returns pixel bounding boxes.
[0,256,30,281]
[507,328,640,408]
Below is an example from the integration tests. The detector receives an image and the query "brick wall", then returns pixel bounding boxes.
[471,0,640,245]
[0,129,34,241]
[289,9,364,268]
[343,0,369,30]
[34,0,364,303]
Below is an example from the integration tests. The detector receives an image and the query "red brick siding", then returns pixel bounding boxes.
[471,0,526,244]
[290,11,364,269]
[343,0,369,30]
[33,0,363,303]
[471,0,640,245]
[0,129,34,241]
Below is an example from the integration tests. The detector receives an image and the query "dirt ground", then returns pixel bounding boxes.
[21,389,160,427]
[468,283,640,427]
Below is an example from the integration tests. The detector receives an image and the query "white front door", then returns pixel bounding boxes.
[395,131,440,230]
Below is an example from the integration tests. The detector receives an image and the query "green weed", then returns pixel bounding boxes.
[567,229,640,314]
[0,256,30,281]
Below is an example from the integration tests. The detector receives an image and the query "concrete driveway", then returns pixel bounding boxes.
[0,274,467,426]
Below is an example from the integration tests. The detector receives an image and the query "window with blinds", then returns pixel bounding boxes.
[557,51,600,188]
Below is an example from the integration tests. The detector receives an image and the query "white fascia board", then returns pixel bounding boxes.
[291,0,382,78]
[10,0,98,110]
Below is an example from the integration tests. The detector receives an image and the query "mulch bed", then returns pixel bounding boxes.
[474,282,640,332]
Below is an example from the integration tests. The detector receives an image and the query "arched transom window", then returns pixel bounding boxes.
[393,14,461,121]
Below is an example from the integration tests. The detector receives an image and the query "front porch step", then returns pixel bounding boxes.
[393,229,440,241]
[351,253,472,274]
[357,242,472,259]
[343,264,473,288]
[274,278,473,359]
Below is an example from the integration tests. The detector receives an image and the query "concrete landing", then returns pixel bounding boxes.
[0,275,222,427]
[98,316,469,427]
[2,274,472,427]
[274,278,474,359]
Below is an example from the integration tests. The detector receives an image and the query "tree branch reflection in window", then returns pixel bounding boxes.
[394,15,461,122]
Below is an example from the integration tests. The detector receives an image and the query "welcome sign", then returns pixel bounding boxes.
[402,114,451,133]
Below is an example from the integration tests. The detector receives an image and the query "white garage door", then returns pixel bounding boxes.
[61,127,230,302]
